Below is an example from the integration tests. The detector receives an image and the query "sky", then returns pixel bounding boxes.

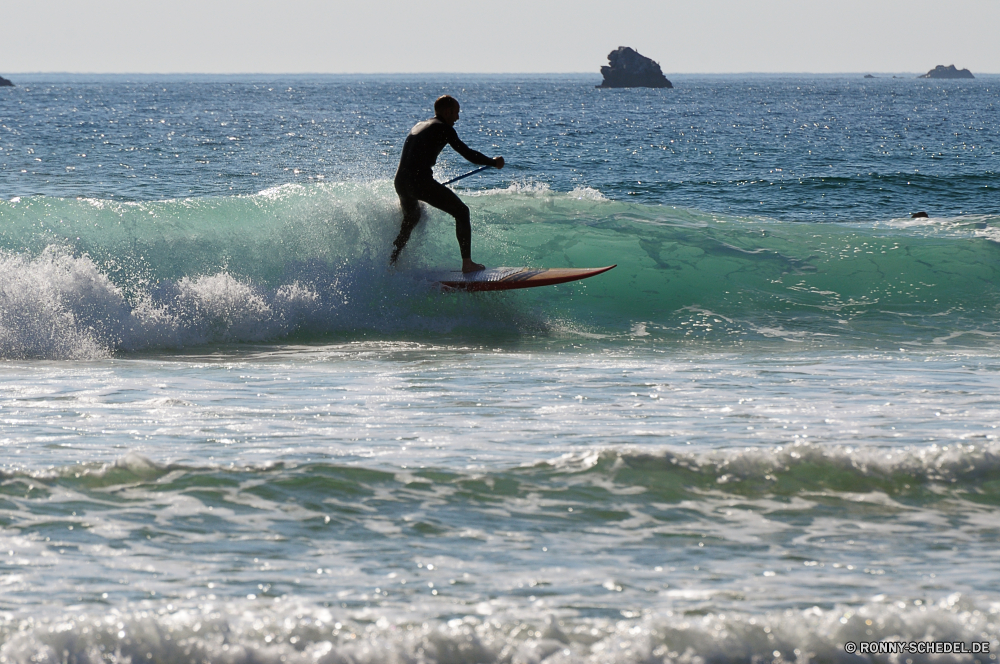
[3,0,999,75]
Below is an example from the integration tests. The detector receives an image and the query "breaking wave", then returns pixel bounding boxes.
[2,182,999,358]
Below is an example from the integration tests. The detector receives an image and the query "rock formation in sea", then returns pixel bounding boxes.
[864,74,876,79]
[918,65,974,79]
[0,75,13,87]
[597,47,672,89]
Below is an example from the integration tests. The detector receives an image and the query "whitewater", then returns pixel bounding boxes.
[1,74,999,663]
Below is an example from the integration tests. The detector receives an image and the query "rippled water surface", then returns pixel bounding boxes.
[1,75,999,663]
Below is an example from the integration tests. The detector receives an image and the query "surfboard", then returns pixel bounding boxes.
[426,265,616,292]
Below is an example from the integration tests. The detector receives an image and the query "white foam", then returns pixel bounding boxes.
[470,181,553,196]
[0,598,995,664]
[569,186,607,201]
[879,214,1000,243]
[0,247,335,359]
[467,183,607,202]
[0,247,128,359]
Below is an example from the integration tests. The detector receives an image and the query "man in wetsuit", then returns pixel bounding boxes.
[391,95,504,272]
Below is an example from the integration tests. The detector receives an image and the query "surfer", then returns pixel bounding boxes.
[390,95,504,272]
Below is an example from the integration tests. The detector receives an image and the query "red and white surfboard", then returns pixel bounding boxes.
[429,265,616,292]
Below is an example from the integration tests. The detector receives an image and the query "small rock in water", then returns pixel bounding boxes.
[597,47,672,89]
[911,211,929,218]
[0,75,14,87]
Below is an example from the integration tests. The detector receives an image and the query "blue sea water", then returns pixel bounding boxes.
[1,73,999,663]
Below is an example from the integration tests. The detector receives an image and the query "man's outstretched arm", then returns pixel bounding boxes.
[447,128,504,169]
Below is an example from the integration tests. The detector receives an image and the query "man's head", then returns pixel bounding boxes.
[434,95,460,125]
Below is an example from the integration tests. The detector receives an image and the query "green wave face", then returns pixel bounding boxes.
[1,183,999,356]
[463,188,1000,341]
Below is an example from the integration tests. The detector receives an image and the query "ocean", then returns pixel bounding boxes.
[1,73,998,663]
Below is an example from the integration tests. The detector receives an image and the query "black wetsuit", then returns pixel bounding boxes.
[391,117,494,263]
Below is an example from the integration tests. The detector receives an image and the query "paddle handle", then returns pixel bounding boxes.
[442,165,492,186]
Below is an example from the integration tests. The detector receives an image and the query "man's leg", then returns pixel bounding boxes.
[390,194,422,264]
[417,181,473,261]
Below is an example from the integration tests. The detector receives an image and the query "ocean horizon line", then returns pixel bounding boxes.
[5,70,998,78]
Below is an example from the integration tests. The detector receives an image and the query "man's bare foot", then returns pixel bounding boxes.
[462,258,485,273]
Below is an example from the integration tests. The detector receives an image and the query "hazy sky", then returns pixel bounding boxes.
[4,0,998,74]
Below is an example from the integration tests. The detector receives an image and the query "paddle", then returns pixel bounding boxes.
[442,165,493,186]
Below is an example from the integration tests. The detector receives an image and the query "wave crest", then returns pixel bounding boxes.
[543,441,1000,500]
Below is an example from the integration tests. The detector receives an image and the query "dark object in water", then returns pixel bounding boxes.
[918,65,974,79]
[864,74,876,79]
[0,75,13,87]
[911,211,929,218]
[598,47,672,89]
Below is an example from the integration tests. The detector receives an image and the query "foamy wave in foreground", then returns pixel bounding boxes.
[0,245,544,359]
[0,247,327,359]
[1,596,996,664]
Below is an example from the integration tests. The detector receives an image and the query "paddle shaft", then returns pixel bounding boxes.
[442,165,492,186]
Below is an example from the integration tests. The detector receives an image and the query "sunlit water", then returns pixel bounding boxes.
[1,74,999,663]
